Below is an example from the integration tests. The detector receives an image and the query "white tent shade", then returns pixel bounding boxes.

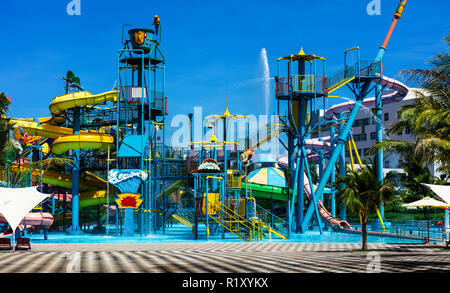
[402,196,450,208]
[423,184,450,205]
[0,187,50,232]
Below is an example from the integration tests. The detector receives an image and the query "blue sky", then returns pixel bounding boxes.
[0,0,448,124]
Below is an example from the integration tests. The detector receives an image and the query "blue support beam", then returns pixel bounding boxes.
[68,108,82,235]
[300,146,322,233]
[338,113,347,221]
[445,210,449,239]
[375,83,385,220]
[289,156,300,231]
[296,98,305,233]
[329,125,336,218]
[301,80,372,232]
[124,208,134,236]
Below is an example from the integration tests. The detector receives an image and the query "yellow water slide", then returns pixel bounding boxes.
[10,165,115,208]
[10,90,117,153]
[48,91,116,116]
[11,166,107,192]
[9,90,118,209]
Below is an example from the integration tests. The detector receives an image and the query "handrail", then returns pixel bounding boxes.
[345,46,360,53]
[172,214,193,228]
[210,201,262,241]
[249,120,285,151]
[255,202,289,239]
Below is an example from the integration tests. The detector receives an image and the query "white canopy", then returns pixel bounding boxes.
[423,184,450,205]
[0,187,50,232]
[402,196,450,208]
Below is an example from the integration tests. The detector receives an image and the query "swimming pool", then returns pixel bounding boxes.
[28,224,433,244]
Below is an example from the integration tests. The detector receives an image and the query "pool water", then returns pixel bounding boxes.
[28,224,432,244]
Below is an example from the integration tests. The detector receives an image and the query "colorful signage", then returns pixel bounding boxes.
[115,193,143,209]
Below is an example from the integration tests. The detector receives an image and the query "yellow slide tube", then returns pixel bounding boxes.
[49,90,117,115]
[51,134,114,155]
[9,120,92,139]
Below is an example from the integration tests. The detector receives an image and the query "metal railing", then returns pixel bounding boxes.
[226,170,242,189]
[346,218,448,242]
[276,60,382,97]
[150,91,165,110]
[291,75,328,94]
[210,201,262,241]
[327,65,356,90]
[275,77,290,97]
[359,60,382,78]
[151,162,186,178]
[255,203,289,238]
[223,197,246,218]
[327,60,383,92]
[118,86,164,110]
[248,116,284,151]
[153,143,186,160]
[275,76,328,97]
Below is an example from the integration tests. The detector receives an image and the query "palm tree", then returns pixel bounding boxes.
[398,155,435,200]
[63,71,82,93]
[369,35,450,174]
[0,92,10,117]
[0,92,15,166]
[335,164,396,250]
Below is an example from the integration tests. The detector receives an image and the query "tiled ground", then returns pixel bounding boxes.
[0,242,449,273]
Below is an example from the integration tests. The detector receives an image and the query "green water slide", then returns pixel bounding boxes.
[241,182,289,202]
[241,182,330,203]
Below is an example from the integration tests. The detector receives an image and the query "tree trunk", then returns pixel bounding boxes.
[361,221,368,251]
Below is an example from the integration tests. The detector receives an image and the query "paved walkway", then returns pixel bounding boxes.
[0,243,449,273]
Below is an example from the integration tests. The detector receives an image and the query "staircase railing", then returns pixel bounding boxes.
[327,60,383,93]
[172,214,193,228]
[209,201,262,241]
[249,118,285,151]
[255,203,288,239]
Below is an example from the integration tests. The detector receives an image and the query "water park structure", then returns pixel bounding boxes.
[1,0,449,246]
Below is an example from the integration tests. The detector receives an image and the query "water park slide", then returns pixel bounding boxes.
[156,179,187,199]
[302,172,350,229]
[9,90,116,134]
[275,76,409,229]
[52,190,113,224]
[9,90,117,153]
[8,90,118,211]
[326,76,409,119]
[9,165,115,211]
[0,212,54,237]
[242,182,288,202]
[0,212,53,229]
[51,134,114,155]
[11,167,106,192]
[10,121,114,156]
[37,171,114,208]
[273,157,351,229]
[79,190,115,208]
[48,90,116,116]
[9,120,88,140]
[12,115,66,126]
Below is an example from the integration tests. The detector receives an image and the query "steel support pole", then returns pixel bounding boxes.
[296,97,305,233]
[296,59,306,233]
[375,83,385,219]
[329,125,336,218]
[338,112,346,221]
[68,108,82,235]
[445,210,449,241]
[124,208,134,236]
